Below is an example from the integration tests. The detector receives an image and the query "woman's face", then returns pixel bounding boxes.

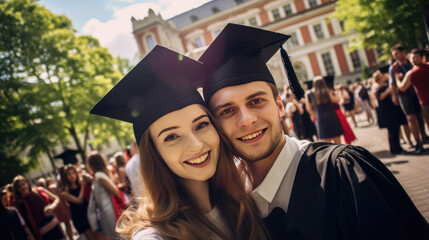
[150,104,220,183]
[17,180,30,197]
[66,168,77,184]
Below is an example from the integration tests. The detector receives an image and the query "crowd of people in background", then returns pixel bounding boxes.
[1,146,139,240]
[281,45,429,156]
[1,44,428,240]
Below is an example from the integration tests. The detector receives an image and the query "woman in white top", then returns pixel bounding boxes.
[91,46,267,240]
[87,152,120,240]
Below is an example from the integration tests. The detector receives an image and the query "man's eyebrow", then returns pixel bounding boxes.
[213,102,233,112]
[157,126,179,137]
[192,114,208,123]
[246,91,268,100]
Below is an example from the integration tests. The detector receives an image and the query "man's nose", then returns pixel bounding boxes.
[237,107,257,128]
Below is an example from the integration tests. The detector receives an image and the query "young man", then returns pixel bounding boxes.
[396,49,429,134]
[198,23,429,239]
[389,45,426,153]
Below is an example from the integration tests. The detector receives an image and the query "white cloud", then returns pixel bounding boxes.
[82,1,210,61]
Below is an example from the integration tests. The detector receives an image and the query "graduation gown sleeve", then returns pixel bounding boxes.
[264,142,429,240]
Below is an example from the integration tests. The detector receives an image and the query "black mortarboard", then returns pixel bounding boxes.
[379,65,390,74]
[198,23,305,103]
[303,80,313,90]
[54,149,80,165]
[324,75,334,90]
[90,45,205,144]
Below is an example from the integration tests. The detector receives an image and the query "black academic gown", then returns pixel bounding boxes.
[263,142,429,240]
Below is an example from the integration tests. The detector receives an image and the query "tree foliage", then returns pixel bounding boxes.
[0,0,133,180]
[334,0,428,59]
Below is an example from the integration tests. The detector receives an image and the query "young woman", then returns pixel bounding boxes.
[60,165,96,240]
[372,70,407,154]
[12,175,64,240]
[91,46,267,239]
[305,76,344,144]
[86,152,122,240]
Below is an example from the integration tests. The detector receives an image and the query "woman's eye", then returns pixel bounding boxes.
[195,121,209,131]
[164,134,178,142]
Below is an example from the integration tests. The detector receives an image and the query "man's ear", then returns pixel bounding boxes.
[275,94,285,118]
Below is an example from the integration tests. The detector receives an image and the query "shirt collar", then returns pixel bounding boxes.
[252,135,299,203]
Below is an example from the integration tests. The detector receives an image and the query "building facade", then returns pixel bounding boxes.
[131,0,380,88]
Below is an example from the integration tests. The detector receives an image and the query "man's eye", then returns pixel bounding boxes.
[164,134,178,142]
[219,108,233,116]
[250,98,263,105]
[195,121,209,131]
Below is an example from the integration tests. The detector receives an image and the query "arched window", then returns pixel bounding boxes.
[146,35,156,51]
[293,62,308,82]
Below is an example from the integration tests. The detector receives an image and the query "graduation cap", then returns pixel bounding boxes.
[303,80,313,90]
[324,75,335,90]
[54,149,80,165]
[90,45,205,144]
[379,65,390,74]
[198,23,305,103]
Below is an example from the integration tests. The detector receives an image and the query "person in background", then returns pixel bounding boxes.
[125,141,143,198]
[12,175,64,240]
[389,45,427,151]
[339,85,358,127]
[372,70,408,154]
[1,187,35,240]
[60,165,96,240]
[396,48,429,147]
[113,152,129,199]
[306,76,343,144]
[44,176,74,240]
[86,152,121,240]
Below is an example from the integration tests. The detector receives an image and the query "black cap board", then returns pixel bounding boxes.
[198,23,305,103]
[90,45,205,144]
[54,149,79,165]
[303,80,313,90]
[379,65,390,74]
[324,75,335,90]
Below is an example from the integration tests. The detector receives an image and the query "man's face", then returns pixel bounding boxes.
[209,81,285,162]
[410,53,422,66]
[392,49,407,61]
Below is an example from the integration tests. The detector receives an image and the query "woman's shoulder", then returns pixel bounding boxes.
[132,227,163,240]
[94,171,109,180]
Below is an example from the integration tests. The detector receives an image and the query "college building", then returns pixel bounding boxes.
[131,0,381,88]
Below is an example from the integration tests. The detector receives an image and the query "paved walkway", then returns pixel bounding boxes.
[351,114,429,222]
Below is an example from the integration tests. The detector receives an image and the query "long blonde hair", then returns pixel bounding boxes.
[312,76,331,105]
[116,108,268,239]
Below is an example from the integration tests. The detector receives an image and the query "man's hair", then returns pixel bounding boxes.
[268,82,280,99]
[410,48,423,56]
[391,44,405,52]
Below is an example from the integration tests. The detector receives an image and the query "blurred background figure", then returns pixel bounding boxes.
[306,76,343,144]
[356,82,375,125]
[12,175,64,240]
[372,70,407,154]
[61,165,96,240]
[87,152,121,240]
[339,85,357,127]
[125,141,143,198]
[1,187,35,240]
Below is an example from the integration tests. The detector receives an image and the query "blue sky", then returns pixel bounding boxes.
[38,0,211,61]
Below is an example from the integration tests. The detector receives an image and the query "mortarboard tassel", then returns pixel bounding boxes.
[280,46,305,100]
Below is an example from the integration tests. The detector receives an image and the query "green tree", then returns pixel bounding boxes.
[334,0,428,59]
[0,0,133,179]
